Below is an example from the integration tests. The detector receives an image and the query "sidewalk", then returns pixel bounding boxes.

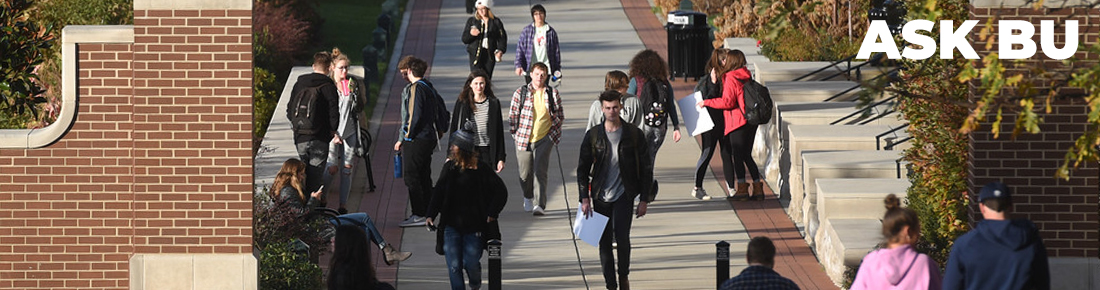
[257,0,838,288]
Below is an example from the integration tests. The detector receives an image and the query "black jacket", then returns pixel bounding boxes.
[462,17,507,57]
[449,96,506,165]
[426,162,508,233]
[577,119,654,203]
[289,72,340,143]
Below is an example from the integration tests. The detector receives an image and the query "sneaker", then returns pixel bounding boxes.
[692,188,711,200]
[532,206,545,216]
[726,186,736,198]
[523,198,533,212]
[399,215,426,227]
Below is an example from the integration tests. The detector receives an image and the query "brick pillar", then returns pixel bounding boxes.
[968,1,1100,288]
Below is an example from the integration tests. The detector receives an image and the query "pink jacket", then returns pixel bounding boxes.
[851,244,943,290]
[701,67,752,135]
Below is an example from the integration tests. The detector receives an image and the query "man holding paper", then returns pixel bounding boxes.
[577,90,655,290]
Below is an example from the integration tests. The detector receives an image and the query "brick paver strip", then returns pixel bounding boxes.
[619,0,840,288]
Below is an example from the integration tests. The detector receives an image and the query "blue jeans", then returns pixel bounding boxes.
[444,226,482,290]
[329,213,386,247]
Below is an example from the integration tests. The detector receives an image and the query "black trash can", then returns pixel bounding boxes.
[666,11,711,81]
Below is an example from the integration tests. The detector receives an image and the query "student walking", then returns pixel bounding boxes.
[394,55,448,227]
[586,70,642,131]
[449,70,506,172]
[626,49,682,167]
[850,194,942,290]
[288,52,341,195]
[690,48,734,200]
[943,182,1050,290]
[697,49,763,200]
[508,63,563,216]
[426,128,508,290]
[462,0,506,79]
[324,48,370,214]
[578,90,654,290]
[514,4,561,83]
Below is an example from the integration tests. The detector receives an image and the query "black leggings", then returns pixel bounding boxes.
[595,195,634,289]
[727,124,760,183]
[694,109,734,188]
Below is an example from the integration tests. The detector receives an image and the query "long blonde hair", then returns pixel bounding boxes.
[270,159,306,201]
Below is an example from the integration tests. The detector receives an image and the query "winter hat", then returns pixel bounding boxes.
[978,182,1011,202]
[475,0,493,9]
[451,124,477,153]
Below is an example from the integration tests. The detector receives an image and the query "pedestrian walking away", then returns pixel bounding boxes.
[509,62,563,216]
[578,90,654,290]
[942,182,1050,290]
[690,48,734,200]
[850,194,942,290]
[288,51,341,197]
[426,127,508,290]
[626,50,682,167]
[449,70,507,173]
[462,0,506,79]
[394,55,450,228]
[586,70,643,131]
[270,159,411,266]
[514,4,561,84]
[324,48,370,214]
[719,236,800,290]
[696,49,763,200]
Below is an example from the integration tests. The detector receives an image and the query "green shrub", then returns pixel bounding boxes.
[258,240,323,290]
[757,27,860,61]
[253,67,280,152]
[0,0,55,129]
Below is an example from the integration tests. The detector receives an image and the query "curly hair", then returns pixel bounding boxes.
[458,70,495,113]
[627,49,668,81]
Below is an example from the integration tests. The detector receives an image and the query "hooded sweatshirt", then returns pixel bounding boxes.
[851,244,942,290]
[942,219,1050,290]
[701,67,753,135]
[288,72,340,143]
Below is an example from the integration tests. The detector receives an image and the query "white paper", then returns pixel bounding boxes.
[676,91,715,136]
[572,204,609,247]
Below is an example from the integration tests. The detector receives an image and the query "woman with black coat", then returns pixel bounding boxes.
[449,70,507,172]
[461,0,507,79]
[691,48,736,200]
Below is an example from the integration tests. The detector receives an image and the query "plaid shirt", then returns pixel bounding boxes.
[720,265,801,290]
[508,84,563,151]
[514,23,561,74]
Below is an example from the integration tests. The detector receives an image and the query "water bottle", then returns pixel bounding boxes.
[393,152,403,178]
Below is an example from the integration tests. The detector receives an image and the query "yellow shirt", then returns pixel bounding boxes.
[530,89,551,143]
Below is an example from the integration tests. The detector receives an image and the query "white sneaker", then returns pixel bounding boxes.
[532,205,545,216]
[693,188,711,200]
[399,215,426,227]
[523,198,533,212]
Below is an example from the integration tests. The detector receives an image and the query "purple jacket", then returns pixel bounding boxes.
[514,23,561,75]
[851,244,942,290]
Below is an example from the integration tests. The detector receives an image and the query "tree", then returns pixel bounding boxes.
[0,0,54,128]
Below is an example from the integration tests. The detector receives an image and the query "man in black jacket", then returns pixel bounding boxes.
[288,52,341,194]
[578,90,654,290]
[394,55,445,228]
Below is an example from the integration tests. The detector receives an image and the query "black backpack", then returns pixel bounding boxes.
[288,84,324,135]
[741,79,773,125]
[413,80,450,137]
[639,77,670,127]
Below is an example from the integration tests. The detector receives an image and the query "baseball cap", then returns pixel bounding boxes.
[978,182,1011,202]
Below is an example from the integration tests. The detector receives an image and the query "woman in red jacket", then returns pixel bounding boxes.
[696,49,763,200]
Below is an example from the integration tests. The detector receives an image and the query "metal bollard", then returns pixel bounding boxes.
[487,239,502,290]
[716,241,730,289]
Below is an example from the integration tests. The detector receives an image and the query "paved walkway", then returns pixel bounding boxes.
[257,0,839,288]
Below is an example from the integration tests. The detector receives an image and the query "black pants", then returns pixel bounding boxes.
[695,108,734,188]
[595,195,634,289]
[296,139,328,193]
[476,145,493,170]
[401,138,436,216]
[727,124,760,182]
[469,47,497,79]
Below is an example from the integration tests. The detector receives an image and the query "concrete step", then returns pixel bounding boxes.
[724,37,762,56]
[754,61,851,82]
[764,81,863,102]
[800,150,907,246]
[781,124,899,223]
[813,218,881,286]
[816,178,910,225]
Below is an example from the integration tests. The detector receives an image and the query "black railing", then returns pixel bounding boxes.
[875,123,909,150]
[822,67,901,102]
[792,55,856,82]
[830,95,898,125]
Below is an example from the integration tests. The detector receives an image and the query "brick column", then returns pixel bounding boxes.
[968,1,1100,288]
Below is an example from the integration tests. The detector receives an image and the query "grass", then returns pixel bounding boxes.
[312,0,407,127]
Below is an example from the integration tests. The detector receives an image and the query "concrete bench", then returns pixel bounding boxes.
[816,178,910,227]
[800,150,907,246]
[814,218,882,286]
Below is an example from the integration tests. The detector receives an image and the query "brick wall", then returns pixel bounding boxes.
[968,6,1100,258]
[1,43,135,290]
[0,4,253,290]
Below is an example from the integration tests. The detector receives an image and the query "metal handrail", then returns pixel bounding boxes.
[884,136,912,150]
[822,67,902,103]
[895,157,905,179]
[792,55,856,81]
[875,123,910,150]
[831,95,898,125]
[857,109,896,125]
